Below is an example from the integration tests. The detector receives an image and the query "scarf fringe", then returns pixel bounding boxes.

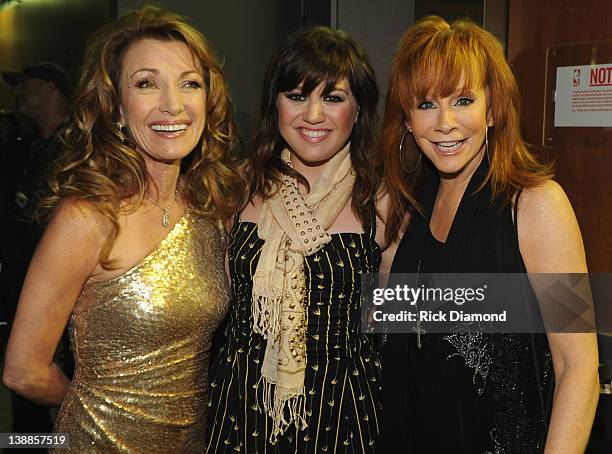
[252,272,281,339]
[259,375,308,444]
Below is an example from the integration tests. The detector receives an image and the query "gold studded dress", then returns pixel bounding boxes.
[52,213,229,453]
[206,215,382,453]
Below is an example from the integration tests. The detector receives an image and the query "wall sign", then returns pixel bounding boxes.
[554,63,612,127]
[543,41,612,147]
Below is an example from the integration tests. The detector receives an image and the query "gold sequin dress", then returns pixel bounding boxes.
[52,213,228,453]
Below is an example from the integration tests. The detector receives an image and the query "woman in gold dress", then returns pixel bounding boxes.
[2,7,244,452]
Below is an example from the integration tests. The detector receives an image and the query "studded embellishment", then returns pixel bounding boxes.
[212,193,383,451]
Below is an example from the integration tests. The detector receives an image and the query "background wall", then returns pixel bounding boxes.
[337,0,414,110]
[0,0,113,110]
[507,0,612,273]
[508,3,612,432]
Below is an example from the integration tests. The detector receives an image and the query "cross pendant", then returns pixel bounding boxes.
[413,321,426,349]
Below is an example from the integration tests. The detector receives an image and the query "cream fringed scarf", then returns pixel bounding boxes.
[252,144,355,442]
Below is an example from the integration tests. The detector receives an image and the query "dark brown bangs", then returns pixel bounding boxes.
[405,30,487,110]
[305,77,348,97]
[285,73,347,97]
[275,34,355,96]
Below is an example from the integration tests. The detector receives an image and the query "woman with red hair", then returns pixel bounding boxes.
[379,16,599,453]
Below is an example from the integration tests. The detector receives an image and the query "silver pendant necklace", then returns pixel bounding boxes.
[148,186,179,227]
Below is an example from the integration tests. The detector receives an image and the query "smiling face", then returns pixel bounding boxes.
[119,38,206,165]
[408,82,492,179]
[277,78,359,171]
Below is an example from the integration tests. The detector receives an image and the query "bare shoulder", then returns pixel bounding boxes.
[517,180,578,241]
[33,199,111,282]
[517,180,572,217]
[45,198,111,249]
[517,180,586,273]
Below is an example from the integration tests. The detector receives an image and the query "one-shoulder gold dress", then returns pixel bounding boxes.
[52,213,228,453]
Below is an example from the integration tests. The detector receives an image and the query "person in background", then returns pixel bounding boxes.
[379,16,599,453]
[0,109,28,341]
[206,26,398,453]
[2,7,244,452]
[1,62,72,436]
[0,109,28,231]
[2,63,71,220]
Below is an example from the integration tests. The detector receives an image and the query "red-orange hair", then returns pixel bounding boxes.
[379,16,551,245]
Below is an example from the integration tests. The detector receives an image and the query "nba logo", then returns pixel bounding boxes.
[572,68,581,86]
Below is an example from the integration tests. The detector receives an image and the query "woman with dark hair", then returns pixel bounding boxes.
[2,7,244,452]
[206,26,396,453]
[379,16,599,453]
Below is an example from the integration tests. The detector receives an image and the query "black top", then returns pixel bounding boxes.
[381,160,554,453]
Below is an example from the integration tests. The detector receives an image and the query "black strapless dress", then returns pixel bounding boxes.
[207,213,383,453]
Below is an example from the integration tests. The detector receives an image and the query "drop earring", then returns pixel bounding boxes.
[485,126,491,166]
[117,121,127,144]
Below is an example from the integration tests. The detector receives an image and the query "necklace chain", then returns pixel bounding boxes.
[413,258,426,348]
[148,186,179,227]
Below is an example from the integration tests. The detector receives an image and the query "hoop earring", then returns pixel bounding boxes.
[399,128,421,173]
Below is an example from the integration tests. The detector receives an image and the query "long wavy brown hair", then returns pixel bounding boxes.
[380,16,552,245]
[249,26,379,224]
[41,6,245,268]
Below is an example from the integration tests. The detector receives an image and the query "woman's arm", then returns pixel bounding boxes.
[376,191,406,276]
[2,200,106,406]
[518,180,599,454]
